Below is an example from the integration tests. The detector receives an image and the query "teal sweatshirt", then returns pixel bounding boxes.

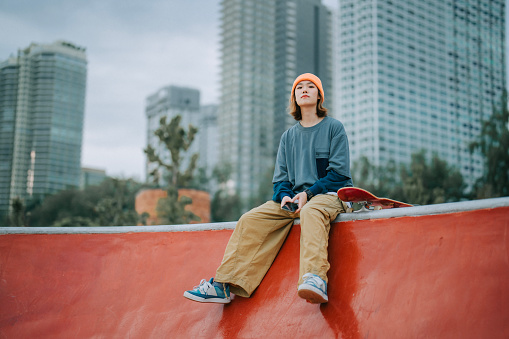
[272,116,353,202]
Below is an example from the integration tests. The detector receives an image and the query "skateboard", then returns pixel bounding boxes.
[337,187,412,212]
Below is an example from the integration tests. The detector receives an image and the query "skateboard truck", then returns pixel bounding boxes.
[346,202,383,213]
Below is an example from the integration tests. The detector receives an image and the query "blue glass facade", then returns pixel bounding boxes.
[219,0,332,202]
[0,59,19,218]
[0,41,87,220]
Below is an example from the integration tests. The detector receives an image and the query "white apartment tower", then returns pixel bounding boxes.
[219,0,332,204]
[336,0,506,185]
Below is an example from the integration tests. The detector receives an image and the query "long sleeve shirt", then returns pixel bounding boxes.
[272,116,353,202]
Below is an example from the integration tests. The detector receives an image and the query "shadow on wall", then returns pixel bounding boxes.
[321,222,361,339]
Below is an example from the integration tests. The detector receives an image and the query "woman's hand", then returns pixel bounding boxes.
[291,192,308,214]
[280,196,293,209]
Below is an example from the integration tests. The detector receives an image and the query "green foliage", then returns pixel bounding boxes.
[351,157,400,199]
[352,151,466,205]
[52,216,94,227]
[27,178,142,227]
[469,90,509,198]
[211,190,242,222]
[188,167,210,191]
[156,186,201,225]
[210,163,242,222]
[144,115,200,224]
[212,163,232,184]
[248,164,275,210]
[139,212,150,226]
[144,115,199,188]
[400,151,466,205]
[27,189,91,226]
[9,198,27,226]
[93,178,141,226]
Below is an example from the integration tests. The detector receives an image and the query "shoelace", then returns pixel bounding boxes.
[303,274,325,290]
[194,279,213,294]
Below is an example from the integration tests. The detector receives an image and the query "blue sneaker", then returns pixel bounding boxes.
[297,273,328,303]
[184,278,231,303]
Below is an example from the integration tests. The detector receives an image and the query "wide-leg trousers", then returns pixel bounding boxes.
[215,194,346,297]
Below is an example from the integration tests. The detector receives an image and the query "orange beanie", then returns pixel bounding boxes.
[291,73,324,101]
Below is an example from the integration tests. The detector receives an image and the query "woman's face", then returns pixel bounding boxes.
[294,81,320,108]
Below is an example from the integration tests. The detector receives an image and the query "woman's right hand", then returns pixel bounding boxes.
[280,196,293,209]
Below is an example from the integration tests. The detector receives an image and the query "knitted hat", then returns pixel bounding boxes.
[291,73,324,101]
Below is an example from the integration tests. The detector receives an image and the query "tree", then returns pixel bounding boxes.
[93,178,140,226]
[351,151,466,205]
[154,186,200,225]
[248,164,275,210]
[145,115,199,188]
[469,90,509,198]
[210,163,242,222]
[27,177,142,226]
[144,115,200,224]
[188,167,210,191]
[52,216,94,227]
[27,189,89,226]
[9,198,26,227]
[352,156,404,200]
[400,151,465,205]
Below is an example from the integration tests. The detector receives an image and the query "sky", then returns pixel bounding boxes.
[0,0,226,181]
[0,0,506,181]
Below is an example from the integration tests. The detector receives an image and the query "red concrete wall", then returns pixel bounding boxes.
[1,207,508,338]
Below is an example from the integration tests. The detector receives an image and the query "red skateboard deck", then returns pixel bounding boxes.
[337,187,412,211]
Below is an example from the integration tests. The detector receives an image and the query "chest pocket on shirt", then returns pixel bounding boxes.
[315,148,329,179]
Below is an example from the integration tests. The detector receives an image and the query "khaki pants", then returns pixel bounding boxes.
[215,194,346,297]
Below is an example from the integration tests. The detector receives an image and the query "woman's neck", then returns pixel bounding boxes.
[300,107,324,127]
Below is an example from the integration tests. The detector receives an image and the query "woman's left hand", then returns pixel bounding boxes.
[291,191,308,214]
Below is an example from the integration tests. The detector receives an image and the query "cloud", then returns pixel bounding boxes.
[1,0,220,180]
[3,0,506,181]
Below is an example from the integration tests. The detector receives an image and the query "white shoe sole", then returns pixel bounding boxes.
[183,291,231,304]
[298,284,328,303]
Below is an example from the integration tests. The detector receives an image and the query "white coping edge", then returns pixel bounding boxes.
[1,197,508,235]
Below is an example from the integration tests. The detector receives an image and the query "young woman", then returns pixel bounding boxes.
[184,73,353,304]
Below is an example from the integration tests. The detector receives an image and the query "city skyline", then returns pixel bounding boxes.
[0,0,222,181]
[0,0,507,182]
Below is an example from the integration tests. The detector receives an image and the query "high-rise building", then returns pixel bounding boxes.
[80,167,107,189]
[274,0,333,153]
[336,0,506,186]
[0,41,87,219]
[198,104,219,179]
[145,85,201,185]
[219,0,332,204]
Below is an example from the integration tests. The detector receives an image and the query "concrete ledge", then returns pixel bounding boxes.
[337,196,509,222]
[0,221,239,235]
[1,196,508,235]
[2,201,509,337]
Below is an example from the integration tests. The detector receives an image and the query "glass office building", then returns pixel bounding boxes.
[336,0,506,186]
[219,0,332,203]
[0,41,87,219]
[197,104,219,179]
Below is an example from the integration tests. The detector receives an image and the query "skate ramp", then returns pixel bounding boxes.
[1,198,509,338]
